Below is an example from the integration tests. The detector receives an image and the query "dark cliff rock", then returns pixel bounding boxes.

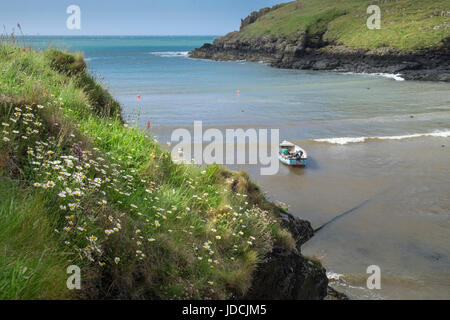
[243,247,328,300]
[190,34,450,82]
[243,211,332,300]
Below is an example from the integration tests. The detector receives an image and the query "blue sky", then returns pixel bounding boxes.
[1,0,285,35]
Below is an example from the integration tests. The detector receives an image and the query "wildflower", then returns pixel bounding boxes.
[33,183,41,187]
[148,238,156,242]
[2,137,10,142]
[60,205,67,210]
[98,262,106,267]
[58,191,66,198]
[89,235,98,243]
[215,235,221,240]
[47,181,55,188]
[208,281,214,285]
[114,257,120,264]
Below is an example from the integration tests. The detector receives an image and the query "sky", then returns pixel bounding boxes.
[1,0,286,36]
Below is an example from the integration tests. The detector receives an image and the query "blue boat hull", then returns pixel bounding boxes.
[279,155,306,167]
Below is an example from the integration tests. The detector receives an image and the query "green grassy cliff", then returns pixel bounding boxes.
[0,42,319,299]
[239,0,449,50]
[191,0,450,81]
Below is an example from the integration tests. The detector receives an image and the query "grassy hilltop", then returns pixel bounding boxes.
[239,0,450,50]
[0,41,299,299]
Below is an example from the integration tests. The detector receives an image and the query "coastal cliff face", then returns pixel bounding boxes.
[244,211,328,300]
[190,1,450,81]
[190,32,450,82]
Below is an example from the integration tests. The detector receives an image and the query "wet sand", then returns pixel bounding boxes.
[244,137,450,299]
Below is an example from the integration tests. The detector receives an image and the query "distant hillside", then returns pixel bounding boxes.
[191,0,450,81]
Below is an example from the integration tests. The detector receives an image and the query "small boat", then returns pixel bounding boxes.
[279,140,307,167]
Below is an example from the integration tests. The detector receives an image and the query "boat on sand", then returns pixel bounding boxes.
[279,140,307,167]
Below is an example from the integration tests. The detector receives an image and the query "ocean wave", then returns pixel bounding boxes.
[84,57,101,62]
[372,73,405,81]
[313,130,450,145]
[342,72,405,81]
[327,271,345,281]
[149,51,189,58]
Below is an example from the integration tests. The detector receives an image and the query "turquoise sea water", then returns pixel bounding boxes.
[26,36,450,140]
[25,36,450,299]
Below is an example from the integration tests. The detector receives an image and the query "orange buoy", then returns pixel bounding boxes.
[137,94,141,99]
[237,90,240,95]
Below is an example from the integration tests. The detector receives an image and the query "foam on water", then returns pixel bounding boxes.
[149,51,189,58]
[313,130,450,145]
[342,71,405,81]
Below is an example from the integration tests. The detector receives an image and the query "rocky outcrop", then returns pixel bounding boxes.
[243,247,328,300]
[240,4,287,31]
[243,211,330,300]
[190,33,450,82]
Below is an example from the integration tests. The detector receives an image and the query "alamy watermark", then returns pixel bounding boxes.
[367,5,381,30]
[66,265,81,290]
[170,121,280,175]
[66,5,81,30]
[366,265,381,289]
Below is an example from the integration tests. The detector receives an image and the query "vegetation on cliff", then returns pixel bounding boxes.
[0,41,303,299]
[234,0,449,50]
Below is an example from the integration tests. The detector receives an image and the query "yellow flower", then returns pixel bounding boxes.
[215,235,221,240]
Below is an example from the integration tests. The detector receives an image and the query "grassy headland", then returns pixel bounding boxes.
[0,41,301,299]
[239,0,449,50]
[191,0,449,81]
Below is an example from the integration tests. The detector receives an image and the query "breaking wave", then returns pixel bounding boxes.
[313,130,450,145]
[149,51,189,58]
[342,72,405,81]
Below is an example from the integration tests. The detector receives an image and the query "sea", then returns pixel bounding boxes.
[25,36,450,299]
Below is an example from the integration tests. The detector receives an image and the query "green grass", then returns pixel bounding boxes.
[238,0,450,50]
[0,42,294,299]
[0,178,73,299]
